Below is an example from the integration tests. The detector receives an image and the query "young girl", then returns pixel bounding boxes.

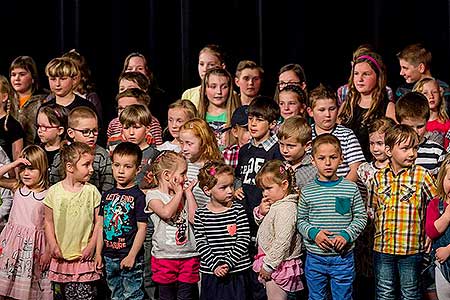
[194,160,253,299]
[158,99,198,152]
[180,118,223,208]
[278,84,307,120]
[413,77,450,148]
[36,104,68,169]
[0,145,52,299]
[43,142,101,299]
[274,63,307,103]
[426,155,450,299]
[252,160,303,299]
[198,68,241,150]
[145,151,199,300]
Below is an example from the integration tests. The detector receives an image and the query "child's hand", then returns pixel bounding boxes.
[259,268,272,281]
[314,230,334,251]
[213,264,229,277]
[95,254,104,270]
[120,255,136,269]
[436,245,450,264]
[171,177,184,194]
[333,235,348,252]
[444,204,450,220]
[259,197,271,216]
[13,158,31,168]
[51,244,63,260]
[184,179,197,193]
[40,251,51,271]
[80,244,95,262]
[235,188,245,200]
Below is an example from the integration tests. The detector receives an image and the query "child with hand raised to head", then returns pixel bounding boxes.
[0,145,52,299]
[194,161,253,300]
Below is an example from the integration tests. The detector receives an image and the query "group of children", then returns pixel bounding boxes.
[0,41,449,300]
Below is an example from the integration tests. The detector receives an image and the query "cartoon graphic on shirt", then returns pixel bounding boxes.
[103,193,135,244]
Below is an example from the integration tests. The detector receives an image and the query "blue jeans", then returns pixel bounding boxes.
[373,251,422,300]
[105,256,145,300]
[305,251,354,300]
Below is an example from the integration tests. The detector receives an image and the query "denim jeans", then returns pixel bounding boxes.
[105,256,145,300]
[305,251,354,300]
[373,251,423,300]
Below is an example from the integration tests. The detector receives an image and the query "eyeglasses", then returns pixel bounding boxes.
[35,124,60,131]
[277,81,302,89]
[70,128,99,137]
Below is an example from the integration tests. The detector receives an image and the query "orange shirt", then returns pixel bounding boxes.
[19,95,31,108]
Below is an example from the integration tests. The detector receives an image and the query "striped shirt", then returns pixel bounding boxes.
[311,124,366,177]
[194,202,251,274]
[297,177,367,256]
[368,164,437,255]
[416,138,446,175]
[187,162,210,208]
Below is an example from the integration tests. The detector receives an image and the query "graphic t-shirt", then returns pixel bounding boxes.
[206,112,227,150]
[99,185,148,259]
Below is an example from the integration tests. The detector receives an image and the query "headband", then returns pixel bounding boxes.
[356,55,382,73]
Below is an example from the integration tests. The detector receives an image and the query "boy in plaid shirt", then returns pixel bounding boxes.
[369,124,437,300]
[222,105,250,168]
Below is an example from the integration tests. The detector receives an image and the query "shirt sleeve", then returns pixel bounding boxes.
[422,171,438,203]
[98,150,114,194]
[342,130,366,165]
[341,185,367,242]
[49,153,63,186]
[297,190,318,241]
[43,187,55,208]
[193,210,221,271]
[135,190,149,222]
[224,206,251,270]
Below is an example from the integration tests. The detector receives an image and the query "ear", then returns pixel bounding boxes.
[67,128,75,139]
[57,126,65,137]
[385,145,392,158]
[66,162,74,174]
[304,140,312,152]
[269,120,277,130]
[202,186,211,197]
[281,179,289,191]
[0,92,8,102]
[418,63,426,74]
[307,107,314,118]
[231,127,239,138]
[234,77,240,87]
[300,82,307,91]
[162,169,170,182]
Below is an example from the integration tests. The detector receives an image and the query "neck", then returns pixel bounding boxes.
[172,138,181,146]
[139,141,149,150]
[374,158,389,169]
[18,90,32,99]
[207,103,226,116]
[45,137,62,149]
[26,184,44,193]
[315,125,333,135]
[359,93,373,108]
[56,93,75,106]
[390,161,406,174]
[317,173,339,182]
[0,110,6,118]
[240,94,254,106]
[289,154,306,170]
[253,132,271,145]
[429,110,439,121]
[62,175,85,191]
[207,198,231,212]
[158,180,170,195]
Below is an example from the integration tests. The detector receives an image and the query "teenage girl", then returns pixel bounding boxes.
[43,142,102,299]
[0,145,52,299]
[145,151,199,300]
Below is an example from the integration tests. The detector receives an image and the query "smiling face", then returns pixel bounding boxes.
[279,90,305,119]
[399,59,423,84]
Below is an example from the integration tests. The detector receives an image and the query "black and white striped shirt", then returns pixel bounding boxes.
[416,138,446,175]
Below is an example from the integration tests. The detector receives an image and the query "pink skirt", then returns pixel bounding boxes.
[48,258,101,283]
[252,249,304,292]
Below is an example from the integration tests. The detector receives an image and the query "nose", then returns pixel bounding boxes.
[129,127,135,135]
[325,157,331,165]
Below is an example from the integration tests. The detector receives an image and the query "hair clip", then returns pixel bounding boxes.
[279,165,285,175]
[208,166,216,176]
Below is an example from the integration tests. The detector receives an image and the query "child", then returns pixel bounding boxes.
[119,71,150,93]
[274,63,307,103]
[253,160,304,299]
[307,84,365,182]
[181,44,226,108]
[145,151,199,299]
[222,105,251,168]
[298,134,367,300]
[396,91,446,175]
[413,77,450,148]
[234,60,263,105]
[180,118,223,208]
[158,99,198,152]
[277,116,317,191]
[0,145,52,299]
[44,142,101,299]
[198,67,241,150]
[278,84,308,120]
[95,142,148,299]
[49,107,114,194]
[36,104,68,168]
[0,75,24,162]
[194,160,253,299]
[368,124,437,300]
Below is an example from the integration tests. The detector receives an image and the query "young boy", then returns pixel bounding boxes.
[307,84,365,182]
[234,60,263,105]
[297,133,367,300]
[368,124,437,299]
[49,106,114,194]
[396,91,446,175]
[95,142,148,300]
[277,116,317,191]
[222,105,251,168]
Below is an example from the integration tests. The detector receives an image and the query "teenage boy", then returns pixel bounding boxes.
[297,133,367,300]
[222,105,251,168]
[307,84,365,182]
[396,91,446,175]
[234,60,263,105]
[49,106,114,194]
[369,124,437,300]
[95,142,148,300]
[277,116,317,191]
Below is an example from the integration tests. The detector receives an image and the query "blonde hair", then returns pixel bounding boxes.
[277,116,312,145]
[168,99,198,120]
[45,57,79,78]
[397,43,432,69]
[68,106,97,128]
[384,124,420,150]
[147,151,186,188]
[308,83,338,109]
[0,75,18,131]
[119,104,152,127]
[60,142,95,178]
[413,77,448,122]
[15,145,49,191]
[437,155,450,199]
[256,160,298,196]
[180,118,223,162]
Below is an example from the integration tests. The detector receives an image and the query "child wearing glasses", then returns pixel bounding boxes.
[49,107,114,194]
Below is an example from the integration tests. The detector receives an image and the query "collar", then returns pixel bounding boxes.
[292,154,313,170]
[314,176,343,187]
[249,135,278,151]
[271,194,298,208]
[383,163,414,177]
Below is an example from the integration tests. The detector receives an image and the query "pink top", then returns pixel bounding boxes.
[425,197,448,240]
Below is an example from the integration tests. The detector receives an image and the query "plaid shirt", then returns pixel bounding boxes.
[368,164,437,255]
[222,144,240,168]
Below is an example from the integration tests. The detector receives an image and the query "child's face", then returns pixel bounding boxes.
[72,153,94,183]
[125,57,147,76]
[278,70,304,90]
[10,67,33,94]
[279,137,309,165]
[279,90,305,119]
[386,138,418,170]
[307,98,338,132]
[353,62,377,95]
[198,51,222,80]
[235,68,261,98]
[168,159,187,190]
[206,74,230,108]
[400,117,427,140]
[67,117,98,148]
[122,123,150,149]
[48,76,75,98]
[248,115,273,142]
[119,79,140,93]
[399,59,423,84]
[117,96,139,116]
[180,129,202,163]
[112,154,139,189]
[260,175,288,203]
[19,165,41,190]
[422,81,441,111]
[36,112,63,145]
[207,173,234,206]
[168,108,189,139]
[231,125,251,147]
[369,131,388,162]
[312,143,342,181]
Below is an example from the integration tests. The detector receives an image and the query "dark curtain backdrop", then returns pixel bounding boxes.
[2,0,449,126]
